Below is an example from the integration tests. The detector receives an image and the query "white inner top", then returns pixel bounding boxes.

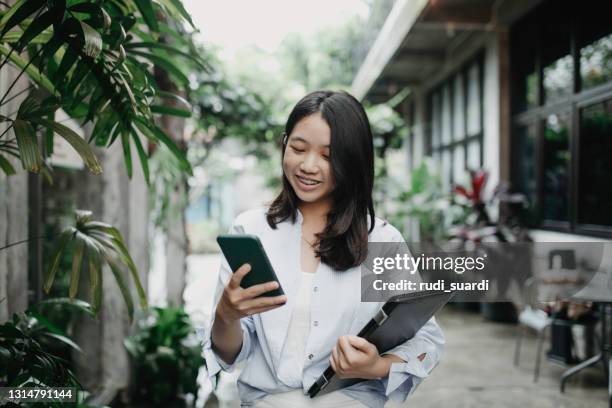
[276,271,314,386]
[257,272,365,408]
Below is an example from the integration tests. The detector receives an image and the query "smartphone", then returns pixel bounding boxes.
[216,234,285,297]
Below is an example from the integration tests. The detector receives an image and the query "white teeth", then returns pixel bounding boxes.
[298,176,320,185]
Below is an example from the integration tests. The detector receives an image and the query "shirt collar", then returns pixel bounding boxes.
[296,207,304,225]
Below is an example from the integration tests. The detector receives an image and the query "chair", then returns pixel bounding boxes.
[513,276,553,382]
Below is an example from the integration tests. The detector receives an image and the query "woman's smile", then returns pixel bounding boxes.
[295,174,322,190]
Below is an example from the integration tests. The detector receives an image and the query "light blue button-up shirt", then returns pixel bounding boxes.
[198,208,445,408]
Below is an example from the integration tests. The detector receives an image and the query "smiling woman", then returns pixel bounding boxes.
[268,91,376,272]
[202,90,444,408]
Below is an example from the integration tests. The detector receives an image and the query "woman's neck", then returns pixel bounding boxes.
[298,199,331,226]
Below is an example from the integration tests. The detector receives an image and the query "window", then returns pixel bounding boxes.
[510,0,612,235]
[428,54,484,187]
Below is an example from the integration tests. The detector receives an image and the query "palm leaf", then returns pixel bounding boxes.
[0,44,56,94]
[124,41,206,70]
[43,227,76,294]
[120,130,133,178]
[34,118,102,174]
[84,241,102,314]
[156,0,195,29]
[0,0,46,39]
[134,118,192,175]
[0,154,16,175]
[14,10,56,51]
[105,254,135,321]
[12,119,41,172]
[36,298,95,317]
[69,236,85,299]
[133,0,159,32]
[131,131,150,185]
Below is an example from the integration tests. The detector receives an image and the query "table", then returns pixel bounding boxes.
[562,270,612,408]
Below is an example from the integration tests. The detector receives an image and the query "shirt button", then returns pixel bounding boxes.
[313,286,318,292]
[308,354,314,360]
[313,321,318,327]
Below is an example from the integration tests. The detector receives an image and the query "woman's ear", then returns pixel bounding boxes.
[282,132,288,145]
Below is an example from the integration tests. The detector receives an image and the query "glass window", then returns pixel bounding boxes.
[466,63,481,135]
[453,145,465,183]
[441,84,452,145]
[510,0,612,234]
[580,33,612,90]
[543,55,573,104]
[542,113,570,222]
[453,75,465,140]
[442,149,452,188]
[578,99,612,226]
[511,11,538,112]
[431,92,441,148]
[541,1,573,104]
[428,56,483,194]
[467,139,480,170]
[513,124,538,213]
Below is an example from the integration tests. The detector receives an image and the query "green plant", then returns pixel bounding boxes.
[124,306,204,407]
[388,159,468,243]
[0,0,206,181]
[43,209,147,321]
[0,309,82,407]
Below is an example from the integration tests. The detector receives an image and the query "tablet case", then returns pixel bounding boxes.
[307,290,455,397]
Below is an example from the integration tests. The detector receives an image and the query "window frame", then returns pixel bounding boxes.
[427,52,485,186]
[510,0,612,237]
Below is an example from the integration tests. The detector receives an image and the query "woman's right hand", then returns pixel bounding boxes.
[215,263,287,324]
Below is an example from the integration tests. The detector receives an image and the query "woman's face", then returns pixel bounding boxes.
[283,112,335,206]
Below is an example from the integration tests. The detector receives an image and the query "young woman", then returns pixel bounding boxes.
[201,91,444,408]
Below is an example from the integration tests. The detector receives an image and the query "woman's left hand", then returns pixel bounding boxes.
[330,335,387,379]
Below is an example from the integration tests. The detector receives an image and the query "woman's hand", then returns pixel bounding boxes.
[215,263,287,324]
[330,335,406,379]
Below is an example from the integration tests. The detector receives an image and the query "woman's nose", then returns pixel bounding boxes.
[300,153,320,172]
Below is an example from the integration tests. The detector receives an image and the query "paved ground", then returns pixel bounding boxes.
[186,254,609,408]
[407,306,608,408]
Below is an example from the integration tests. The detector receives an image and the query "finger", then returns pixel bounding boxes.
[418,353,427,361]
[242,280,280,298]
[229,263,251,289]
[337,338,352,367]
[241,294,287,311]
[331,346,340,372]
[347,335,376,353]
[247,303,284,315]
[329,353,338,373]
[338,336,355,359]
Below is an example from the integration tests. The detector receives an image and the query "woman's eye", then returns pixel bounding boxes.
[322,155,330,161]
[291,147,305,153]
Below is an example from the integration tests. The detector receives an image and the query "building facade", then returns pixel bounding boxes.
[353,0,612,242]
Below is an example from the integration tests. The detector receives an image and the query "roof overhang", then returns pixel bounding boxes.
[352,0,540,104]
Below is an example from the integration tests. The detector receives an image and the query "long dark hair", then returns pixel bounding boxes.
[266,90,375,271]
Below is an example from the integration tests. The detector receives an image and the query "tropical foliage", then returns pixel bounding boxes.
[124,306,204,406]
[0,0,206,181]
[43,209,147,321]
[0,0,208,317]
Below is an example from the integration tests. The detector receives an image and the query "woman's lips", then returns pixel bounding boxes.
[295,174,321,192]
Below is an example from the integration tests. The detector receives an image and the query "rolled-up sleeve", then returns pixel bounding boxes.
[379,315,445,402]
[196,219,256,387]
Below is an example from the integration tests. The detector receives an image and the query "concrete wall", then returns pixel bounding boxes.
[0,58,30,321]
[72,139,150,398]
